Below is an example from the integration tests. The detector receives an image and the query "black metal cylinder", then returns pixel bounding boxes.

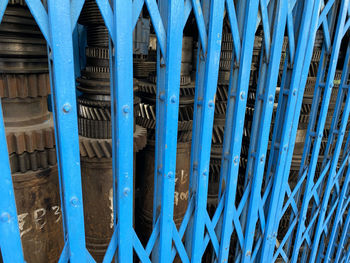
[81,157,114,262]
[12,165,64,263]
[136,141,190,244]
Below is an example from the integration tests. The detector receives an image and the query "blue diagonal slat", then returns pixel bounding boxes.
[25,0,51,47]
[225,0,241,60]
[132,0,145,29]
[95,0,115,42]
[144,0,167,60]
[191,0,208,54]
[70,0,85,31]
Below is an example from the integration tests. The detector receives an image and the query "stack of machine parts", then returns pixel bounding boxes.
[135,35,195,248]
[0,2,64,262]
[78,1,147,261]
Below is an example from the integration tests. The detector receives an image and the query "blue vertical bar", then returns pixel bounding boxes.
[185,0,209,257]
[216,0,260,261]
[0,1,25,262]
[187,0,225,261]
[47,0,86,261]
[240,0,287,261]
[112,0,134,261]
[152,0,184,262]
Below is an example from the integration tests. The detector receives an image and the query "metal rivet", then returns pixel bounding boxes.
[63,103,71,113]
[203,171,208,177]
[240,91,246,101]
[283,145,288,151]
[268,95,274,103]
[167,172,173,179]
[123,188,130,196]
[159,93,165,101]
[246,251,251,256]
[157,167,162,174]
[260,155,265,163]
[292,89,297,96]
[233,156,239,165]
[170,96,176,104]
[70,197,79,207]
[123,105,130,114]
[0,212,10,223]
[208,100,214,108]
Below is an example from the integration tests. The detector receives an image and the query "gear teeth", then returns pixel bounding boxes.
[138,80,196,96]
[216,85,229,102]
[9,148,57,173]
[85,47,110,59]
[0,73,50,98]
[212,124,225,145]
[214,101,227,116]
[78,102,111,121]
[133,60,157,79]
[6,122,55,154]
[78,118,111,139]
[79,125,147,158]
[312,49,322,62]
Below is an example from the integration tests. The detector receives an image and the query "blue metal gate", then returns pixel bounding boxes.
[1,0,350,262]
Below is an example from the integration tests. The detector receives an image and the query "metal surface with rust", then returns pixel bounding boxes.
[79,125,147,158]
[136,141,191,244]
[9,148,57,173]
[12,165,64,263]
[80,157,113,263]
[0,6,48,74]
[2,97,55,154]
[0,73,50,98]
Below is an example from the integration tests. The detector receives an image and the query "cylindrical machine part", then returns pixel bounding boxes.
[136,141,190,244]
[12,165,64,263]
[80,157,113,262]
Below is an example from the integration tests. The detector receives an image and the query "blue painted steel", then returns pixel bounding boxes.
[47,0,87,261]
[95,0,115,42]
[25,0,51,47]
[216,0,260,260]
[292,0,349,261]
[110,0,134,261]
[239,0,287,261]
[186,0,225,261]
[152,0,184,262]
[319,44,350,263]
[2,0,350,262]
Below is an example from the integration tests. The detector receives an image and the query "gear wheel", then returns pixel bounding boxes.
[0,73,50,98]
[6,119,55,155]
[9,148,57,173]
[78,118,111,139]
[79,125,147,158]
